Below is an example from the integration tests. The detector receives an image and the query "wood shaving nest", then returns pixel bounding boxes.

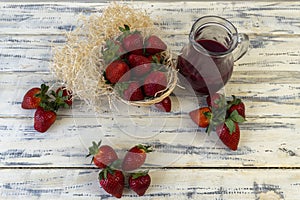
[50,3,178,112]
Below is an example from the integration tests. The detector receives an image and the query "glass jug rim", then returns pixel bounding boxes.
[189,15,239,57]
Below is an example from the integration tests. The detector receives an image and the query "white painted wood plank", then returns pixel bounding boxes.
[1,34,299,72]
[0,2,299,35]
[0,168,299,199]
[0,116,299,167]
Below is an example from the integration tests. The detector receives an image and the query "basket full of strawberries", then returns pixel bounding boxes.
[101,25,177,107]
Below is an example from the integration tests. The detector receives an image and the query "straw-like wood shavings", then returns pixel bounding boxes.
[50,3,177,112]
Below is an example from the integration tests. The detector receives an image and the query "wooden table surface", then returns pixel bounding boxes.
[0,1,299,199]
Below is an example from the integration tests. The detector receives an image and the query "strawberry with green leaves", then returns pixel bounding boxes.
[99,167,125,198]
[216,110,245,150]
[56,87,72,107]
[33,84,69,133]
[129,171,151,196]
[21,84,50,109]
[227,95,246,118]
[122,144,152,171]
[119,25,144,55]
[87,141,118,169]
[102,39,125,63]
[189,107,212,128]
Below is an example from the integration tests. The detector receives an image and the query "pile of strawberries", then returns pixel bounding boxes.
[102,25,172,112]
[87,141,153,198]
[189,93,246,150]
[21,84,72,133]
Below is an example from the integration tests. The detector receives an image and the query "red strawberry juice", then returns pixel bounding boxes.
[177,39,234,95]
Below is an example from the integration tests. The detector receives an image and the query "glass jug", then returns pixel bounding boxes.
[177,16,249,95]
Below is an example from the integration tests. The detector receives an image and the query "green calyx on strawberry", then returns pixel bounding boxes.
[115,81,145,101]
[87,140,118,169]
[99,166,125,198]
[227,95,246,118]
[129,170,151,196]
[102,39,125,64]
[119,24,144,55]
[29,84,71,133]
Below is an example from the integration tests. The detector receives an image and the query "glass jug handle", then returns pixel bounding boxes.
[233,33,249,61]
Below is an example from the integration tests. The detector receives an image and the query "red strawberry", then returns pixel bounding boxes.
[145,35,167,55]
[216,121,240,151]
[56,87,72,107]
[227,95,246,118]
[143,71,167,97]
[189,107,212,128]
[123,82,145,101]
[87,141,118,169]
[34,106,57,133]
[129,171,151,196]
[128,54,152,76]
[155,96,171,112]
[122,144,152,171]
[105,60,130,84]
[119,25,144,55]
[21,87,41,109]
[206,93,225,109]
[99,167,125,198]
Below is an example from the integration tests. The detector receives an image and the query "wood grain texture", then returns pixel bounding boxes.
[0,168,299,199]
[0,1,300,199]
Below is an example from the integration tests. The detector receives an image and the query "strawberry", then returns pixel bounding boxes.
[145,35,167,55]
[143,71,167,97]
[216,121,240,151]
[147,54,162,63]
[122,144,152,171]
[56,87,72,107]
[128,54,152,76]
[21,87,41,109]
[32,84,70,133]
[129,171,151,196]
[119,25,144,55]
[99,167,125,198]
[102,39,126,63]
[155,96,171,112]
[87,141,118,169]
[227,95,246,118]
[105,60,130,84]
[189,107,212,128]
[122,82,145,101]
[34,106,57,133]
[206,93,226,109]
